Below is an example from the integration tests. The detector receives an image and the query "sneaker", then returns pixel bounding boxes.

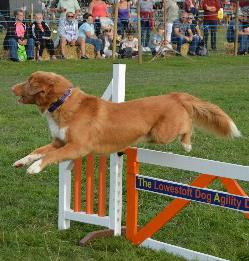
[37,56,42,62]
[188,51,196,56]
[80,55,89,59]
[165,44,173,50]
[51,55,57,60]
[142,47,147,52]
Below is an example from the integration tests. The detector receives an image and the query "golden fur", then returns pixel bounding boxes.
[11,71,240,174]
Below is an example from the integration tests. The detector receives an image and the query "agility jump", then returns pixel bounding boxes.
[58,64,126,241]
[125,147,249,261]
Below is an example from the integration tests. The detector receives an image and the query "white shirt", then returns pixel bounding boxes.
[57,0,81,19]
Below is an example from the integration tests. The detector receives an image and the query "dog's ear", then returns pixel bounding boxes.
[27,71,56,95]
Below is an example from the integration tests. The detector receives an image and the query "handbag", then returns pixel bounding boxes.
[17,44,27,61]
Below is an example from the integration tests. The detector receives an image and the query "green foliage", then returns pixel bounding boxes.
[0,57,248,261]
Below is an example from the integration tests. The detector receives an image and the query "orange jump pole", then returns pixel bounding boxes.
[86,154,95,214]
[98,156,107,217]
[74,158,82,212]
[125,148,139,241]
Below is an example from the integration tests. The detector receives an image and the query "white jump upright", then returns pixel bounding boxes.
[58,64,126,236]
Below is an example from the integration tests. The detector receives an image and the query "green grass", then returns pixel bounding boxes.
[0,57,249,261]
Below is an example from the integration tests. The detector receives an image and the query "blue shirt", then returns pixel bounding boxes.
[79,22,95,39]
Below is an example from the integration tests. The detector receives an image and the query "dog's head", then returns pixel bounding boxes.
[11,71,72,109]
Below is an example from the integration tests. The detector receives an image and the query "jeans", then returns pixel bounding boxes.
[8,38,34,60]
[203,20,218,49]
[141,20,150,47]
[239,35,249,52]
[172,35,200,54]
[118,19,129,37]
[85,37,102,52]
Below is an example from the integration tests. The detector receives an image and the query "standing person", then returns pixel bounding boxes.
[202,0,222,50]
[57,12,79,59]
[3,9,34,62]
[140,0,154,51]
[89,0,109,36]
[184,0,198,17]
[165,0,179,47]
[57,0,81,20]
[118,0,130,36]
[31,13,56,61]
[78,13,103,59]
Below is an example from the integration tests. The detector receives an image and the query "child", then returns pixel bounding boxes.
[99,28,116,58]
[119,31,138,58]
[149,24,169,56]
[31,13,56,61]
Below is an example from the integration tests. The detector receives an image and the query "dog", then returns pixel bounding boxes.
[11,71,241,174]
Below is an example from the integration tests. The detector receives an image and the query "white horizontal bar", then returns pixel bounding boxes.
[141,238,229,261]
[65,210,110,227]
[137,148,249,182]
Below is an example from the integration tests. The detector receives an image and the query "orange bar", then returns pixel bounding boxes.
[125,148,139,241]
[131,174,217,245]
[86,154,95,214]
[98,156,107,217]
[73,158,82,212]
[220,177,249,220]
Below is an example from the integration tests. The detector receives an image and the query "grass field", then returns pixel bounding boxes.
[0,56,249,261]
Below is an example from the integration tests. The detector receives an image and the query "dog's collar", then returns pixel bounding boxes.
[48,88,72,113]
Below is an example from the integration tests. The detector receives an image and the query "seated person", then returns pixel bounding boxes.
[57,12,79,59]
[187,14,207,55]
[227,11,249,55]
[3,9,34,62]
[119,31,138,58]
[78,13,103,59]
[149,24,171,56]
[31,13,56,61]
[171,11,200,55]
[99,28,116,58]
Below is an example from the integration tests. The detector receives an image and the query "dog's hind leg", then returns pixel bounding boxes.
[180,132,192,152]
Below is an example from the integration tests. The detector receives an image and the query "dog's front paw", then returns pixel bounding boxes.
[13,154,43,168]
[27,159,43,174]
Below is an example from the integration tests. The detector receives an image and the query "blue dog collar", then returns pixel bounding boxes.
[48,88,72,113]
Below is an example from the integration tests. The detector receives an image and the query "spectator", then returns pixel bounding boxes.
[78,13,103,59]
[171,12,200,55]
[227,10,249,55]
[119,30,138,58]
[89,0,109,36]
[165,0,179,46]
[3,9,34,62]
[202,0,222,50]
[118,0,131,36]
[31,13,56,61]
[57,12,79,59]
[140,0,154,51]
[149,24,169,56]
[187,14,207,55]
[99,28,116,58]
[57,0,81,20]
[184,0,199,17]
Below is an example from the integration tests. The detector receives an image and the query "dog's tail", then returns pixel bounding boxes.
[175,92,241,138]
